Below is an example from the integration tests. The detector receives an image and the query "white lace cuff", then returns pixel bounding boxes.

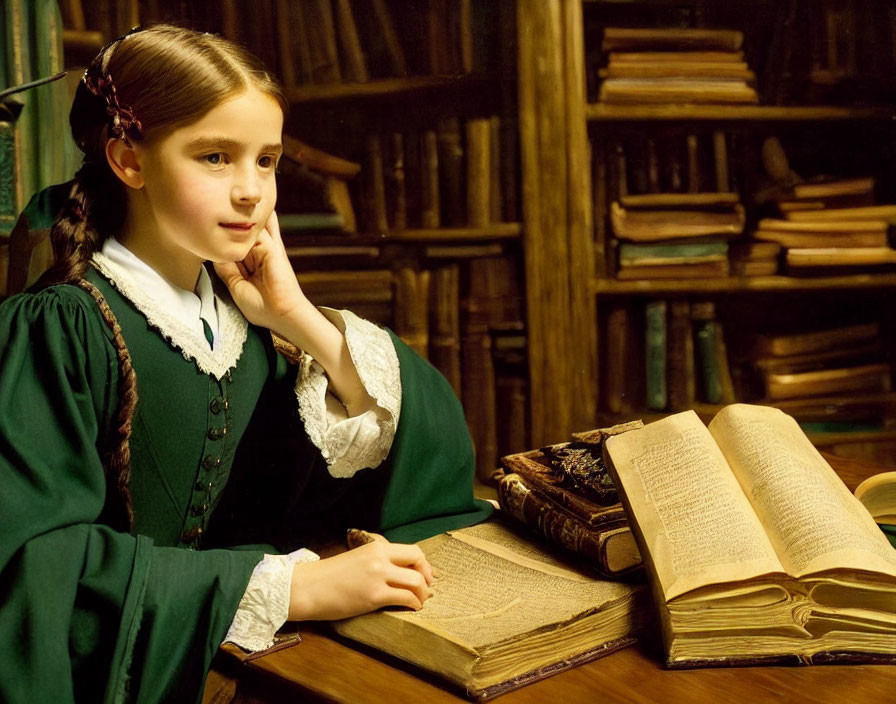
[295,309,402,479]
[224,548,319,652]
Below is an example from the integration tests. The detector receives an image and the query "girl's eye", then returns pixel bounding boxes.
[204,153,226,166]
[258,155,276,169]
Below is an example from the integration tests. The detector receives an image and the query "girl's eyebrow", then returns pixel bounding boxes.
[185,136,283,154]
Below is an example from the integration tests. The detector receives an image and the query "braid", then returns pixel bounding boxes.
[77,279,138,531]
[39,160,126,288]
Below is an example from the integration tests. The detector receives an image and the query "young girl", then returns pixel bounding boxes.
[0,25,491,703]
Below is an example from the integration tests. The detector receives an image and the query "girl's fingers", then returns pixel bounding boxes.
[387,544,435,585]
[384,564,431,605]
[381,586,424,611]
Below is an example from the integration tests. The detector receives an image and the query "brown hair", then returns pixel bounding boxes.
[41,24,287,286]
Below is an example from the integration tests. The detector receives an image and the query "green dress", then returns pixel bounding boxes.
[0,257,492,702]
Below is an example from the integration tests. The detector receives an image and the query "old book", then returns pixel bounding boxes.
[498,474,641,578]
[619,192,740,209]
[501,448,627,528]
[645,300,667,411]
[604,403,896,668]
[754,340,884,376]
[602,27,744,52]
[611,202,745,241]
[371,0,409,76]
[420,129,440,228]
[667,301,696,411]
[731,259,779,276]
[332,0,369,82]
[608,51,745,64]
[693,312,736,405]
[757,218,889,234]
[598,78,758,105]
[600,62,755,82]
[616,259,730,280]
[386,132,407,231]
[763,363,891,400]
[362,133,389,234]
[784,205,896,224]
[302,0,343,84]
[437,117,465,227]
[792,177,875,200]
[754,321,880,357]
[855,472,896,525]
[752,230,888,249]
[393,267,430,358]
[465,117,491,227]
[604,303,638,414]
[331,521,648,698]
[618,240,728,267]
[428,264,462,398]
[786,247,896,269]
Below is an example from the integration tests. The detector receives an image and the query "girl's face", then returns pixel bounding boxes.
[126,87,284,281]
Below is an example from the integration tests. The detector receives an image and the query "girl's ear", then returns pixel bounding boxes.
[106,138,145,189]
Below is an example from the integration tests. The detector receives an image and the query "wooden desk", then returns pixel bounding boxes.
[212,454,896,704]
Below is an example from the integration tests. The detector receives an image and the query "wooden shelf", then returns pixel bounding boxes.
[383,223,521,242]
[286,73,501,105]
[591,272,896,295]
[586,103,896,123]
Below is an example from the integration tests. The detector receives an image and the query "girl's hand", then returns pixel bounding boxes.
[288,540,435,621]
[214,210,307,336]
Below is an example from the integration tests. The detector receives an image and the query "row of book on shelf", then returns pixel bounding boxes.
[605,175,896,280]
[275,113,514,236]
[604,299,892,416]
[326,403,896,698]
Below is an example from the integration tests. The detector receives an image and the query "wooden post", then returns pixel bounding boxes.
[518,0,597,445]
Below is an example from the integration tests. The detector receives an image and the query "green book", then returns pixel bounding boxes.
[619,240,729,262]
[645,300,667,411]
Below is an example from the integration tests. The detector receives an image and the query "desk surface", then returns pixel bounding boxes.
[219,453,896,704]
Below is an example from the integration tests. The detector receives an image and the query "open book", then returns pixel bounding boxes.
[331,521,647,699]
[603,404,896,668]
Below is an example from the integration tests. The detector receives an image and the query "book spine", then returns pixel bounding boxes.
[420,129,441,228]
[437,117,465,227]
[333,0,369,82]
[465,117,491,227]
[645,300,668,411]
[387,132,407,231]
[429,264,463,399]
[393,267,430,358]
[363,133,389,234]
[498,474,638,576]
[667,301,695,411]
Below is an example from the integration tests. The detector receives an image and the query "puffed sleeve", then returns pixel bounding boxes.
[0,288,263,704]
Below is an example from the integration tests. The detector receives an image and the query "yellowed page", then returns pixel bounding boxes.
[605,410,783,601]
[709,404,896,580]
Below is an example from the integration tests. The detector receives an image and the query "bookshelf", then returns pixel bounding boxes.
[517,0,896,462]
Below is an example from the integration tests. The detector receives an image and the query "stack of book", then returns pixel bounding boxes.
[753,322,891,401]
[756,177,896,273]
[611,192,745,279]
[498,422,644,579]
[598,27,759,105]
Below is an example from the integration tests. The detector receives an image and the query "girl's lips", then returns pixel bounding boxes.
[220,222,254,230]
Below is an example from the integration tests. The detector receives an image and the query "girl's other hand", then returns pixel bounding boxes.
[288,540,435,622]
[214,210,308,335]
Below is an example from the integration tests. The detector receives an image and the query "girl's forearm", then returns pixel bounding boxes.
[276,298,372,416]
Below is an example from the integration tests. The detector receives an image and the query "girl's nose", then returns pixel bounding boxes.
[232,168,262,205]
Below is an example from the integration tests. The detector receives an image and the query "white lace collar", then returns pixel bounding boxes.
[91,243,248,379]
